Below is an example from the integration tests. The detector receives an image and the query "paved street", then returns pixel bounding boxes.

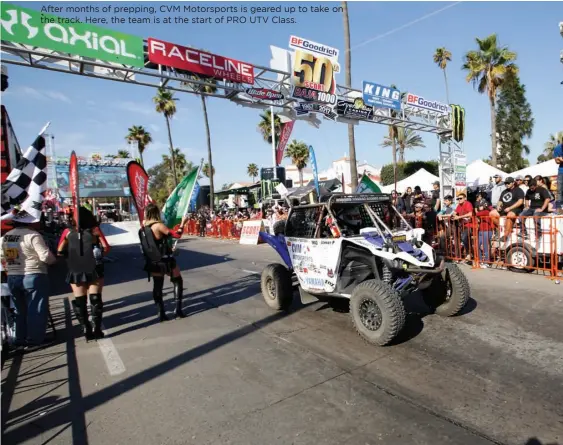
[2,237,562,445]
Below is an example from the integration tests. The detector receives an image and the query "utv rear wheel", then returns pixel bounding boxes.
[261,264,293,311]
[423,263,469,316]
[350,280,405,346]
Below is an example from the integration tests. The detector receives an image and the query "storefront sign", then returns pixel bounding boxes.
[148,37,255,84]
[362,81,401,111]
[0,3,144,66]
[336,98,375,120]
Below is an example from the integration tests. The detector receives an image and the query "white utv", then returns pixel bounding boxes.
[259,193,470,346]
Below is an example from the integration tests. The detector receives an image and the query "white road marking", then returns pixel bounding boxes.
[97,324,126,376]
[242,269,259,275]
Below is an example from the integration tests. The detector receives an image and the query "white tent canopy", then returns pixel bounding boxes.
[381,168,440,193]
[510,159,558,179]
[466,160,506,188]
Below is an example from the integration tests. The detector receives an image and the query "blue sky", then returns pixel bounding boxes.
[2,1,562,188]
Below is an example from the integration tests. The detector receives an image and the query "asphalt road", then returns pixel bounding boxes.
[2,237,562,445]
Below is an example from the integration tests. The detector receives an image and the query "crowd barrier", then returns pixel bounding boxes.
[435,215,562,279]
[177,218,267,241]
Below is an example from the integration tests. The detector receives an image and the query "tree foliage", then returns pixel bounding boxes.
[247,163,259,182]
[495,71,534,171]
[125,125,152,166]
[538,131,563,162]
[381,128,425,164]
[257,109,282,144]
[462,34,518,167]
[380,160,440,186]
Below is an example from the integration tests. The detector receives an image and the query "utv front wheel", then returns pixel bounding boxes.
[423,263,469,316]
[350,280,405,346]
[261,264,293,311]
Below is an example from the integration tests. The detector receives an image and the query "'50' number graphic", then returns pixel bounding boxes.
[292,49,336,95]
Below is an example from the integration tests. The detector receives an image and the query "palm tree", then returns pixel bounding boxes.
[257,109,282,144]
[125,125,152,166]
[202,163,215,179]
[184,73,217,210]
[285,140,309,186]
[116,149,130,159]
[247,163,259,183]
[342,1,358,189]
[433,47,452,104]
[382,129,425,164]
[462,34,518,167]
[153,87,179,186]
[542,131,563,158]
[162,148,193,183]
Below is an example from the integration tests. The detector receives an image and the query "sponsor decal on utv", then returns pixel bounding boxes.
[304,277,324,288]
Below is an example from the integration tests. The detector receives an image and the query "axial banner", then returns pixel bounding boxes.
[0,3,144,67]
[276,121,295,165]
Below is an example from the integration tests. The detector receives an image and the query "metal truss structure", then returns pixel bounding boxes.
[1,40,458,198]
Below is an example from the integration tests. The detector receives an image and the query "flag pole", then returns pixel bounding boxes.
[271,105,277,180]
[182,158,204,219]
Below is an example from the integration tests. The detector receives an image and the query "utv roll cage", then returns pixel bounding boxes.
[283,193,413,240]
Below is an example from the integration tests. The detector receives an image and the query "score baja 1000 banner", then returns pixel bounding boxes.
[289,36,339,115]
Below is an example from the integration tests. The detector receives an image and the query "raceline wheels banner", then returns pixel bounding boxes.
[69,151,80,230]
[451,104,465,142]
[289,36,339,117]
[126,161,150,226]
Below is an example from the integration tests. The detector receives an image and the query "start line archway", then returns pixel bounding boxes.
[0,2,464,200]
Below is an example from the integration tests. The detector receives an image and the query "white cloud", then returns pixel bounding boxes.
[114,101,153,116]
[53,132,118,157]
[14,86,71,103]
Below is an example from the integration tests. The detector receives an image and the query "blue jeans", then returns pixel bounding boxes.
[479,231,492,262]
[7,274,50,345]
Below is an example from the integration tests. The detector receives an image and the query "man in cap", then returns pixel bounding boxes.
[490,174,505,208]
[515,175,528,195]
[489,176,525,242]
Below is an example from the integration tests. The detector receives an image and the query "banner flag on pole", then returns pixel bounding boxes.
[69,151,80,230]
[162,164,200,227]
[126,161,150,226]
[356,173,382,194]
[308,145,320,197]
[276,121,295,165]
[1,122,50,223]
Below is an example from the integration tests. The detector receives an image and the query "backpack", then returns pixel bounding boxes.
[139,224,163,263]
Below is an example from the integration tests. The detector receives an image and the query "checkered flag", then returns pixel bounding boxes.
[1,123,50,223]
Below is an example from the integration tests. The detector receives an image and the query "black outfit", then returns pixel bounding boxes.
[142,223,184,320]
[521,187,551,237]
[399,195,414,214]
[499,187,525,216]
[199,215,206,237]
[431,189,440,211]
[65,229,98,284]
[65,228,105,340]
[143,223,177,275]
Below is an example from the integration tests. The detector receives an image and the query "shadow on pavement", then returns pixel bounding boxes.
[2,296,302,444]
[1,299,89,445]
[525,439,560,445]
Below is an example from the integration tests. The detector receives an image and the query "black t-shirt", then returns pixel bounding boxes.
[431,190,440,209]
[499,186,525,209]
[525,187,551,209]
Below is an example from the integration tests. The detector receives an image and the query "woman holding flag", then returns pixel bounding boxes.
[140,203,184,321]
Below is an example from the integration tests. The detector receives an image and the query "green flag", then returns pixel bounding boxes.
[356,174,382,194]
[162,167,199,227]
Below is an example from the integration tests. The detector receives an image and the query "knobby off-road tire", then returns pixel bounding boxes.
[272,220,286,236]
[350,280,406,346]
[261,263,293,311]
[423,263,470,317]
